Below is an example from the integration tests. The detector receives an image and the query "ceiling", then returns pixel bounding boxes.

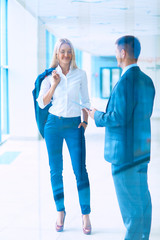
[16,0,160,56]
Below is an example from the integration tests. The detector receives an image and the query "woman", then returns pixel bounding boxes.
[37,38,91,234]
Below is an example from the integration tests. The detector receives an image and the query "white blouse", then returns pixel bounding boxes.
[37,65,90,117]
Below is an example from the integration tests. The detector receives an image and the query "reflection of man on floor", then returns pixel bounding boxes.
[88,35,155,240]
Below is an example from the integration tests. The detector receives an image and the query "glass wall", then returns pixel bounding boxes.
[2,1,160,239]
[0,0,9,143]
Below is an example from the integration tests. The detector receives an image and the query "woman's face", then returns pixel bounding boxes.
[57,43,72,66]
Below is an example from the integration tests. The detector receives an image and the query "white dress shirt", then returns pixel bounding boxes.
[121,63,138,76]
[37,65,90,117]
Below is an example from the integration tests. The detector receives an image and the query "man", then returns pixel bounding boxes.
[88,36,155,240]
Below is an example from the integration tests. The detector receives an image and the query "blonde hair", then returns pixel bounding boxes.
[50,38,78,69]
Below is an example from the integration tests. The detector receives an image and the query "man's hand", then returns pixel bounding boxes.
[89,108,97,119]
[84,108,97,119]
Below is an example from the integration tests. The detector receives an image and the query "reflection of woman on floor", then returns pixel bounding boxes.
[37,38,91,234]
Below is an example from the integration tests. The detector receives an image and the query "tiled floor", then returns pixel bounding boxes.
[0,123,160,240]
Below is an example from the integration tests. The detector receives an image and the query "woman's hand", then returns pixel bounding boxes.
[52,70,61,86]
[43,71,60,106]
[78,122,88,131]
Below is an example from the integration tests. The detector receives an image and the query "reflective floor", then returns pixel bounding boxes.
[0,121,160,240]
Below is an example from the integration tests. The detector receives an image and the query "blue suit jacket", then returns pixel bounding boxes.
[32,68,55,138]
[94,66,155,173]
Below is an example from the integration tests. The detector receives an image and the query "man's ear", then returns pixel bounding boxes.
[120,49,126,59]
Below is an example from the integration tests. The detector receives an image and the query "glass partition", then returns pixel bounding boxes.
[0,0,9,143]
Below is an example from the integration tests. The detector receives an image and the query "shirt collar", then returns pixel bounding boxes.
[121,63,138,77]
[56,64,73,74]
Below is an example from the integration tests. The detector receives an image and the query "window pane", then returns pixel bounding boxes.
[46,30,56,68]
[0,0,8,143]
[1,0,8,65]
[101,69,110,98]
[112,68,120,89]
[1,68,9,134]
[75,48,82,69]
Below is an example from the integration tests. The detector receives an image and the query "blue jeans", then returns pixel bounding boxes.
[44,114,91,215]
[112,163,152,240]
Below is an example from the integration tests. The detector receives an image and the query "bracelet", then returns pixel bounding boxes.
[83,121,88,125]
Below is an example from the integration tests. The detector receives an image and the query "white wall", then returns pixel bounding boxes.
[8,0,39,138]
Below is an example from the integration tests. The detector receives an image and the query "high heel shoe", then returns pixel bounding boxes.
[82,216,92,235]
[83,225,92,235]
[55,211,66,232]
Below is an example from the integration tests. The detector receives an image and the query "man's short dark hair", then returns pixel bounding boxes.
[115,35,141,60]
